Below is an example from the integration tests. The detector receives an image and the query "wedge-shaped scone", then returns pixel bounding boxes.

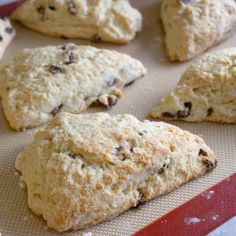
[16,112,217,232]
[11,0,142,43]
[161,0,236,61]
[0,15,15,60]
[0,44,146,130]
[151,48,236,123]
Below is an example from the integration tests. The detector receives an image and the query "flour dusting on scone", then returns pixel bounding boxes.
[11,0,142,44]
[151,48,236,123]
[0,15,15,60]
[161,0,236,61]
[15,112,217,232]
[0,44,146,130]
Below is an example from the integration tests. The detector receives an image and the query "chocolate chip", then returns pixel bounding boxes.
[180,0,191,3]
[207,108,213,116]
[162,112,176,118]
[107,78,118,87]
[198,149,208,157]
[5,27,13,34]
[0,15,7,21]
[48,4,56,10]
[68,153,76,159]
[107,96,117,109]
[49,65,63,74]
[50,104,63,117]
[66,0,77,15]
[116,145,123,152]
[203,159,217,170]
[37,5,45,20]
[61,35,68,40]
[64,51,77,65]
[158,162,169,174]
[62,43,76,51]
[176,102,192,118]
[121,154,128,161]
[91,34,102,43]
[132,192,147,209]
[158,167,165,174]
[163,163,168,168]
[0,35,2,41]
[133,201,147,209]
[125,80,135,87]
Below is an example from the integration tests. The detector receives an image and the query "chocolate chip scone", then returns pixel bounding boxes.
[161,0,236,61]
[11,0,142,43]
[16,112,217,232]
[151,48,236,123]
[0,15,15,60]
[0,43,146,130]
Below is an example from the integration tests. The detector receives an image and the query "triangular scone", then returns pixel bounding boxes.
[161,0,236,61]
[151,48,236,123]
[16,112,217,231]
[0,15,15,60]
[0,44,146,130]
[11,0,142,43]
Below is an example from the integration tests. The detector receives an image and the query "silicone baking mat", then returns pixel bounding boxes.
[0,1,235,235]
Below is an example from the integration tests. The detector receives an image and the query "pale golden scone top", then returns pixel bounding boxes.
[0,44,146,130]
[151,48,236,123]
[16,112,216,231]
[11,0,142,43]
[161,0,236,61]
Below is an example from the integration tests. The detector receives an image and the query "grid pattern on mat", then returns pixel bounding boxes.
[0,0,235,235]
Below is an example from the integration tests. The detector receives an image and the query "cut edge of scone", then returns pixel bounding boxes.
[0,15,15,60]
[11,0,142,44]
[161,0,236,62]
[0,44,147,131]
[151,48,236,124]
[15,112,217,232]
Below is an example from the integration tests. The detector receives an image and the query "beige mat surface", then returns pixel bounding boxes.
[0,0,235,235]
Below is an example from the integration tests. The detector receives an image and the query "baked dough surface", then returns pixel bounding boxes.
[161,0,236,61]
[151,48,236,123]
[16,112,217,231]
[0,44,146,130]
[11,0,142,43]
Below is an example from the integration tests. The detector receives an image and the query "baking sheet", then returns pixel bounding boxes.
[0,0,235,235]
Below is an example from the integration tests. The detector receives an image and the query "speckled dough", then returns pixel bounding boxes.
[0,15,15,60]
[161,0,236,61]
[16,112,217,232]
[151,48,236,123]
[0,44,146,130]
[11,0,142,44]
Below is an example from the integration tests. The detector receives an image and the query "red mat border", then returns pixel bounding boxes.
[1,2,236,236]
[0,1,24,15]
[133,173,236,236]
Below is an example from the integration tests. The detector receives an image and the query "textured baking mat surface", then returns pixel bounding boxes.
[0,0,235,235]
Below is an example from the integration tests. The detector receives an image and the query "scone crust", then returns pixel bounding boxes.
[151,48,236,124]
[0,16,15,60]
[0,44,146,130]
[11,0,142,43]
[16,112,217,231]
[161,0,236,61]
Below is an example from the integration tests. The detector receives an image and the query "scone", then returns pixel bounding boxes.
[0,43,146,130]
[16,112,217,232]
[11,0,142,44]
[0,15,15,60]
[151,48,236,124]
[161,0,236,61]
